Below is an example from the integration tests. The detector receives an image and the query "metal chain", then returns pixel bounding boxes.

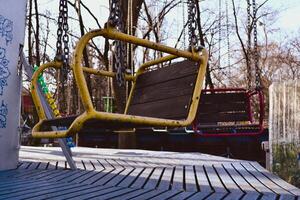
[188,0,198,50]
[246,0,252,88]
[252,0,261,89]
[109,0,126,86]
[218,0,222,68]
[225,0,231,70]
[62,0,69,70]
[56,0,69,78]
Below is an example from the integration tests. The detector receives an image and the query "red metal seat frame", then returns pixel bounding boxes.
[192,88,265,137]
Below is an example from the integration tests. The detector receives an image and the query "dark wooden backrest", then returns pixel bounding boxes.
[196,91,250,124]
[127,60,199,120]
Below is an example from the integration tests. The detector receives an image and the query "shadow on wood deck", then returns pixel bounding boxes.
[0,146,298,199]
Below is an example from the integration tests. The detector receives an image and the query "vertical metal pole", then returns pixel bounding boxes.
[22,52,77,170]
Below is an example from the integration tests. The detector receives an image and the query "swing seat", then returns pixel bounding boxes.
[191,88,265,136]
[31,27,208,138]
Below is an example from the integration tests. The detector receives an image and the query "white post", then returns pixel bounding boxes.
[0,1,27,170]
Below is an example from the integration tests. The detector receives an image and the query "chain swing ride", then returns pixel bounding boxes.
[30,0,208,138]
[191,0,265,136]
[30,0,264,140]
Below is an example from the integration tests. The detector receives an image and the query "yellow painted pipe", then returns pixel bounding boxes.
[31,27,208,138]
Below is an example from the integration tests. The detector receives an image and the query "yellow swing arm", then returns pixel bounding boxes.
[31,27,208,138]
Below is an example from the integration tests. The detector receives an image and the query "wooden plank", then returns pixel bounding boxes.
[205,192,229,200]
[73,169,104,184]
[186,191,212,200]
[93,159,124,186]
[105,160,134,187]
[198,101,247,114]
[10,169,49,179]
[169,191,196,200]
[143,167,164,189]
[131,74,196,105]
[46,161,58,170]
[46,170,81,182]
[110,188,152,200]
[200,92,247,104]
[61,170,93,183]
[0,179,50,192]
[213,164,244,200]
[111,160,136,187]
[17,161,32,169]
[117,166,145,188]
[156,167,174,190]
[131,167,154,189]
[69,187,124,200]
[222,163,260,200]
[128,95,191,119]
[150,189,182,200]
[82,160,96,171]
[172,165,184,191]
[204,165,228,197]
[0,178,40,188]
[76,160,86,170]
[135,60,198,89]
[242,162,295,199]
[49,185,113,200]
[89,187,138,199]
[28,184,98,200]
[11,183,92,199]
[91,159,105,171]
[130,189,167,200]
[32,169,69,181]
[251,162,300,197]
[232,162,277,200]
[185,165,198,192]
[36,161,49,170]
[194,165,213,193]
[197,112,249,123]
[0,169,35,178]
[78,168,114,185]
[0,181,71,199]
[24,169,63,181]
[25,161,41,170]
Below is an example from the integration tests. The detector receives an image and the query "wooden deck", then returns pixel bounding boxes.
[0,146,299,200]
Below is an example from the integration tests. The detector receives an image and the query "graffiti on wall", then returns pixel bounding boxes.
[0,14,13,129]
[0,100,8,128]
[0,15,13,45]
[0,47,10,96]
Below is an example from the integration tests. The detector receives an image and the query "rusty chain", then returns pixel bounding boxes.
[109,0,127,86]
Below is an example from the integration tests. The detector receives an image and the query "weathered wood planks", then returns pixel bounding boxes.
[0,146,298,200]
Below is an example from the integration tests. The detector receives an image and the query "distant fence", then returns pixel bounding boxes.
[269,80,300,187]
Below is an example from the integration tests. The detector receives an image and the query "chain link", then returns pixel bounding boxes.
[252,0,261,89]
[246,0,252,88]
[109,0,127,86]
[188,0,198,50]
[56,0,69,78]
[225,0,231,70]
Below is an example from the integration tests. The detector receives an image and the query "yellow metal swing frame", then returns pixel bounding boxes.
[31,27,208,138]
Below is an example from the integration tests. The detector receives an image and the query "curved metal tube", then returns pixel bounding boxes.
[32,27,208,138]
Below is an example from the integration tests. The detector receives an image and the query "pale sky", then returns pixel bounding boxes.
[32,0,300,58]
[38,0,300,32]
[270,0,300,33]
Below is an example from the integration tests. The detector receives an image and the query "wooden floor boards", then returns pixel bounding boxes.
[0,146,298,200]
